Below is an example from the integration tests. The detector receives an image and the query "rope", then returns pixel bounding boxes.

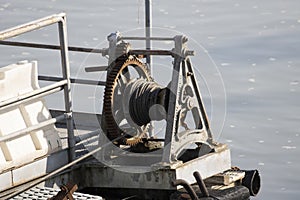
[129,79,164,126]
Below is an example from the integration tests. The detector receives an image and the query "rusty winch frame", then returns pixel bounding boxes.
[93,32,235,199]
[98,32,230,169]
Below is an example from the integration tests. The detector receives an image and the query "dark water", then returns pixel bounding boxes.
[1,0,300,199]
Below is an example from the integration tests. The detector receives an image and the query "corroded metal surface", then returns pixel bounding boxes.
[48,183,78,200]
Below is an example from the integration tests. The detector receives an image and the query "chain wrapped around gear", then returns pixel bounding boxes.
[102,54,152,145]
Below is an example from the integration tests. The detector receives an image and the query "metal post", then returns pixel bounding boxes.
[145,0,152,71]
[145,0,154,137]
[58,16,75,162]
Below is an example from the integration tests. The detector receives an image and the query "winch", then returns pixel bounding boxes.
[100,33,217,162]
[93,33,261,199]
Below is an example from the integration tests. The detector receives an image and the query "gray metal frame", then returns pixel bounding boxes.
[0,13,75,162]
[100,33,219,166]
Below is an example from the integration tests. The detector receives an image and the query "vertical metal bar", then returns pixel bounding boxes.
[58,16,75,162]
[145,0,154,137]
[145,0,152,71]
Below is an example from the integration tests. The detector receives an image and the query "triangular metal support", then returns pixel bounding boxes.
[161,35,215,164]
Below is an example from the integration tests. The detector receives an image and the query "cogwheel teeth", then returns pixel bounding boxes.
[125,137,142,146]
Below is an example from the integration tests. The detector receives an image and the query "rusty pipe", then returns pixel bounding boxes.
[193,171,209,197]
[172,179,199,200]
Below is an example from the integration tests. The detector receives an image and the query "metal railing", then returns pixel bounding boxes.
[0,13,75,162]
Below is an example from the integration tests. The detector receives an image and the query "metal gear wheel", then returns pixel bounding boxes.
[102,55,151,145]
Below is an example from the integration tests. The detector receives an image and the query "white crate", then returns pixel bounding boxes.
[0,60,62,174]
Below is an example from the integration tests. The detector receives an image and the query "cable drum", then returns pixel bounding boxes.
[128,79,168,126]
[102,54,171,145]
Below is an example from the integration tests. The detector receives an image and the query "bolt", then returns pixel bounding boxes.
[187,72,193,76]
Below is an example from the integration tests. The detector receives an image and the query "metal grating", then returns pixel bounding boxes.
[11,186,102,200]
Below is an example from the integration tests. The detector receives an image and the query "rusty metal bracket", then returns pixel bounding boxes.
[48,182,78,200]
